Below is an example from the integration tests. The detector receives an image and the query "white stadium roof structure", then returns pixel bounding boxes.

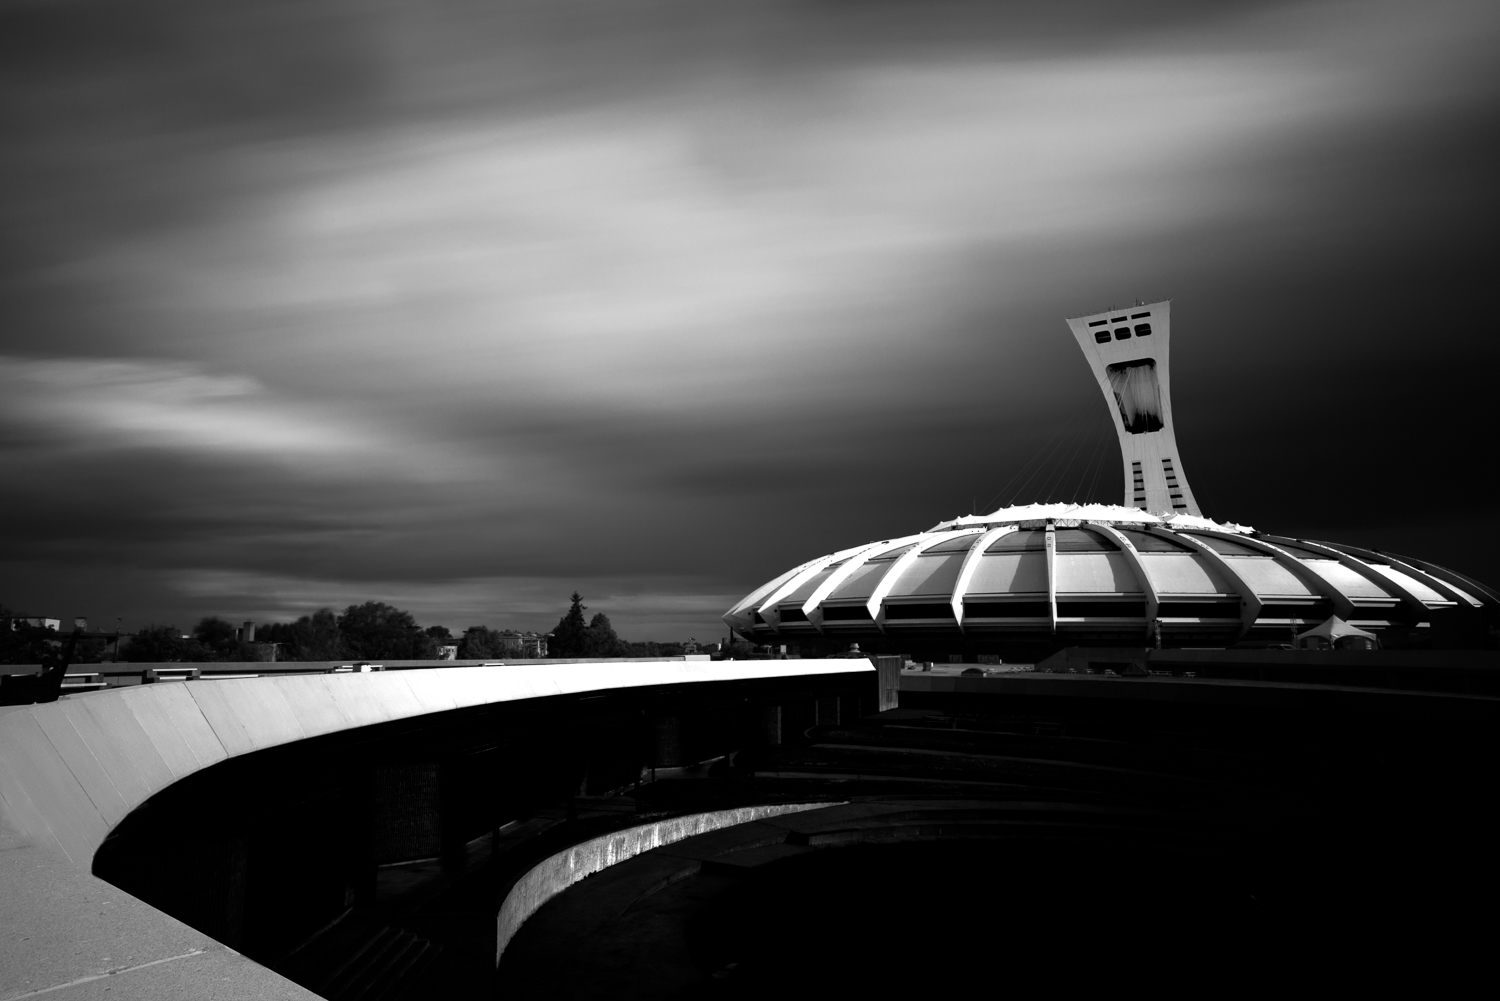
[724,302,1499,659]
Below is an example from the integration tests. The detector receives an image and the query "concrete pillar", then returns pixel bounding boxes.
[816,694,841,727]
[761,705,783,745]
[652,715,683,769]
[370,763,444,865]
[874,655,903,712]
[440,757,469,868]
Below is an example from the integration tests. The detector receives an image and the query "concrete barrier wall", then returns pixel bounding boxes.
[495,803,829,963]
[0,659,873,868]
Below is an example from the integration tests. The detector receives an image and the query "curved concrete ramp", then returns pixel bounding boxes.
[0,660,871,867]
[0,660,872,999]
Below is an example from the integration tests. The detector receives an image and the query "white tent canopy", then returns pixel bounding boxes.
[1297,616,1380,651]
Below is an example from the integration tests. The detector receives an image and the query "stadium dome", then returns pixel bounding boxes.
[724,302,1499,659]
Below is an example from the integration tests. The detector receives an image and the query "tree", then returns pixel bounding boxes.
[458,626,504,659]
[0,605,60,665]
[582,612,628,658]
[550,592,589,658]
[337,602,439,660]
[122,625,208,663]
[192,617,240,660]
[258,609,345,662]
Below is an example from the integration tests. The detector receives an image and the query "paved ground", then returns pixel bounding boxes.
[0,823,317,1001]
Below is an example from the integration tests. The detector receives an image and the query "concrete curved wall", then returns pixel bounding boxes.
[495,802,832,963]
[0,660,872,868]
[0,660,872,999]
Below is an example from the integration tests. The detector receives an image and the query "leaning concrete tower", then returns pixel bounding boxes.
[1065,300,1199,516]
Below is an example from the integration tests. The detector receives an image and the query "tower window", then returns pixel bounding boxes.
[1131,311,1151,319]
[1088,319,1108,327]
[1110,316,1127,322]
[1095,330,1111,343]
[1106,360,1165,434]
[1134,323,1152,336]
[1114,327,1131,339]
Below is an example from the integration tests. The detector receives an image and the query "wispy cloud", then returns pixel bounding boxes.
[0,355,473,480]
[89,1,1500,422]
[3,0,1499,630]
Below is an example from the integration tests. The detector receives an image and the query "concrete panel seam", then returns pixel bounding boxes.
[2,948,205,999]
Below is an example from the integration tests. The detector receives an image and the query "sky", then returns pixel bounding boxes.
[3,0,1498,640]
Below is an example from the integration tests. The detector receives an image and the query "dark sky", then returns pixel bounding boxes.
[3,0,1498,639]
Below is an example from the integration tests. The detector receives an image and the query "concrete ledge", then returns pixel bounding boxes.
[0,659,872,999]
[0,829,318,1001]
[495,803,832,964]
[0,660,872,867]
[899,668,1500,709]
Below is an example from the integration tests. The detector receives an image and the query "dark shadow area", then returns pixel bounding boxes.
[690,840,1265,994]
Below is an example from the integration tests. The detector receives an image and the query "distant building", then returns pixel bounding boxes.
[476,630,548,659]
[5,616,60,632]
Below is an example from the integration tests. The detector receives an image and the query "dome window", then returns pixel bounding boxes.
[1095,330,1112,343]
[1114,327,1131,339]
[1053,529,1118,552]
[1134,323,1152,336]
[1117,529,1193,552]
[884,603,956,620]
[986,529,1048,553]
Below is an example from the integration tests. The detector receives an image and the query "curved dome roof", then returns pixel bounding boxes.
[725,302,1498,655]
[723,503,1496,653]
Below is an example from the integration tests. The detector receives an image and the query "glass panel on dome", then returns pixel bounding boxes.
[1053,529,1117,552]
[1117,529,1193,553]
[1105,359,1164,433]
[1263,539,1338,561]
[1180,533,1261,557]
[986,530,1047,553]
[868,543,919,562]
[924,533,983,553]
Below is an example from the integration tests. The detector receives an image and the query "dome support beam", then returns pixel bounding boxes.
[1266,537,1430,622]
[950,526,1018,629]
[801,537,921,634]
[1187,531,1357,622]
[756,551,850,633]
[1092,524,1160,641]
[1317,544,1485,609]
[1046,522,1058,634]
[865,534,963,633]
[1161,529,1262,640]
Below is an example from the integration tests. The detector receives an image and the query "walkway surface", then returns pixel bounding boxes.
[0,826,317,1000]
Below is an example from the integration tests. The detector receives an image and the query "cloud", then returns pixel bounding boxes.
[80,0,1499,426]
[0,355,473,480]
[3,0,1499,629]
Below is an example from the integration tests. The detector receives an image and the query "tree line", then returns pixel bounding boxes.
[2,595,710,664]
